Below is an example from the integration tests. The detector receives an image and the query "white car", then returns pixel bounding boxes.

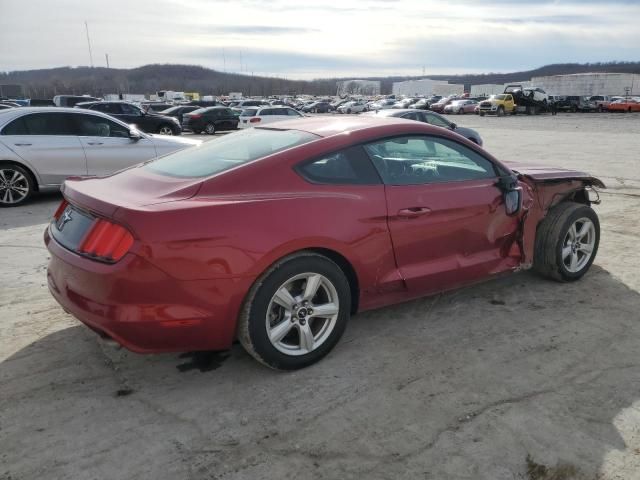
[0,107,200,206]
[337,101,368,114]
[238,106,304,128]
[369,99,396,111]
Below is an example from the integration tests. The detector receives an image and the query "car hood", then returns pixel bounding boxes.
[503,161,605,188]
[148,135,202,148]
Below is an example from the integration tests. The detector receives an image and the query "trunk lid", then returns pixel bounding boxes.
[62,166,202,217]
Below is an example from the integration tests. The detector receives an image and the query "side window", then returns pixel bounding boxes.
[260,109,273,116]
[287,108,301,116]
[8,113,77,135]
[273,108,288,116]
[402,112,420,121]
[2,117,29,135]
[120,104,141,115]
[296,146,380,185]
[363,136,497,185]
[74,114,130,138]
[424,113,450,128]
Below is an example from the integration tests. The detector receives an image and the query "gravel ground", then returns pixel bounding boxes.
[1,113,640,480]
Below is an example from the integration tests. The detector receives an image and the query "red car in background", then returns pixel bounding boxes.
[45,117,604,370]
[607,98,640,112]
[429,97,455,113]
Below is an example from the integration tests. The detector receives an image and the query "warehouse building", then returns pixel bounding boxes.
[470,84,504,96]
[392,78,464,96]
[530,73,640,96]
[337,79,381,96]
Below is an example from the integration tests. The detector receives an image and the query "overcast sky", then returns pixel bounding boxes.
[1,0,639,79]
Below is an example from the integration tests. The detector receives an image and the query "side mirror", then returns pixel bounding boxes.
[504,188,522,216]
[497,175,522,216]
[449,123,457,129]
[129,128,142,141]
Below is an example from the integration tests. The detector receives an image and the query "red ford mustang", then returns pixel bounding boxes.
[45,117,604,369]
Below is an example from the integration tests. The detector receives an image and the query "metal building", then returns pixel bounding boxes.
[392,78,464,96]
[470,84,504,96]
[530,73,640,96]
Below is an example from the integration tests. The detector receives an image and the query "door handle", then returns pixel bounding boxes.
[14,143,32,146]
[87,142,103,145]
[397,207,431,218]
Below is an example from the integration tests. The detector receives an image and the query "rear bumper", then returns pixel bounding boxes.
[45,227,249,353]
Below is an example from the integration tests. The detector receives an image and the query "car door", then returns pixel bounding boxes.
[0,112,87,185]
[363,135,520,295]
[73,112,157,176]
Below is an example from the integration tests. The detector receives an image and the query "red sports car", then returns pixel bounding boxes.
[45,117,604,370]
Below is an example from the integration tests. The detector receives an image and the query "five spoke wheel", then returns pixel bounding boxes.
[562,218,596,273]
[267,273,340,356]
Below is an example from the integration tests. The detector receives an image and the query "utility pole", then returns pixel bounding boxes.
[85,21,94,68]
[105,53,110,68]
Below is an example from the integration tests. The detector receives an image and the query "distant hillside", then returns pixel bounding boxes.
[2,61,640,98]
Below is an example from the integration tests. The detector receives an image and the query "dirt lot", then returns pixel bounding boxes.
[1,114,640,480]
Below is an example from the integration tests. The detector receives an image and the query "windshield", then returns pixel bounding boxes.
[495,95,507,100]
[145,128,320,178]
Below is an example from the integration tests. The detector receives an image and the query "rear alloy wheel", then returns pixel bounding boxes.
[238,253,351,370]
[205,123,216,135]
[158,124,174,135]
[0,164,33,207]
[534,202,600,282]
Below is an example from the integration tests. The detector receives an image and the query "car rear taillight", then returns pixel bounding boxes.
[53,199,69,220]
[78,219,134,262]
[189,114,202,119]
[249,117,261,123]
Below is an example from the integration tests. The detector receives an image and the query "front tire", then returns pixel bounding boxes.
[205,123,216,135]
[238,252,351,370]
[533,202,600,282]
[0,164,34,207]
[497,106,505,117]
[157,124,174,135]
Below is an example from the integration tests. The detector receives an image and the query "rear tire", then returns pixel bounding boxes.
[205,123,216,135]
[0,163,34,207]
[238,252,351,370]
[533,202,600,282]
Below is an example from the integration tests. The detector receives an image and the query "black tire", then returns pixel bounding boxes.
[479,112,485,117]
[204,123,216,135]
[497,106,505,117]
[346,108,351,114]
[193,129,202,134]
[533,202,600,282]
[0,163,35,207]
[238,252,351,370]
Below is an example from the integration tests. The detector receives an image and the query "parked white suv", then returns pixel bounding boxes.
[238,106,303,128]
[0,108,200,206]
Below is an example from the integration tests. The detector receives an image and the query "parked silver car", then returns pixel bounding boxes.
[0,108,200,206]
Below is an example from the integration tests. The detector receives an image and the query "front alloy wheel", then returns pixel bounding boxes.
[158,125,174,135]
[561,218,596,273]
[0,166,32,207]
[205,123,216,135]
[238,252,351,370]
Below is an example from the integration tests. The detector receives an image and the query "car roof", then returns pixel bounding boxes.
[262,115,433,138]
[0,106,137,127]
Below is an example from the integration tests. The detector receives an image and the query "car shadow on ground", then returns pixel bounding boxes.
[0,191,62,229]
[1,266,639,479]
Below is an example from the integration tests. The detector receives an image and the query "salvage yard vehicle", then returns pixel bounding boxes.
[444,99,478,114]
[53,95,101,107]
[429,97,456,113]
[238,106,303,128]
[607,98,640,112]
[589,95,621,112]
[0,107,200,206]
[504,85,550,115]
[300,101,332,113]
[44,116,603,369]
[478,94,517,116]
[337,100,368,114]
[181,106,239,134]
[76,101,182,135]
[365,108,483,145]
[158,105,202,124]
